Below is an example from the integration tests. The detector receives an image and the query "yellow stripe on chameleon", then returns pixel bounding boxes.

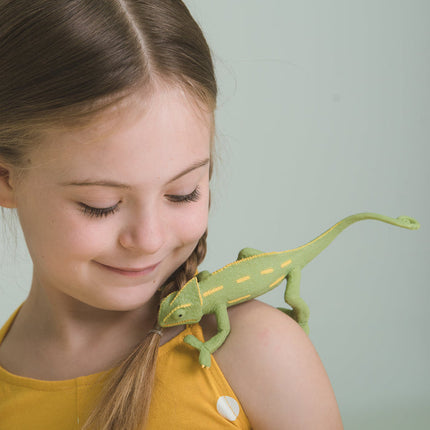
[270,276,285,288]
[260,268,274,275]
[281,259,292,268]
[236,276,250,284]
[203,285,224,297]
[228,295,251,304]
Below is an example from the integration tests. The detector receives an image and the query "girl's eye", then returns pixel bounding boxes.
[166,186,201,204]
[79,203,120,218]
[78,187,201,218]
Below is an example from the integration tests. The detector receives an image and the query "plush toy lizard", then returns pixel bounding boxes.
[158,212,420,367]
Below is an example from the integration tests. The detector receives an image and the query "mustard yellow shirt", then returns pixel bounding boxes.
[0,304,251,429]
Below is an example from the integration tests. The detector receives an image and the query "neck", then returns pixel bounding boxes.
[17,280,160,355]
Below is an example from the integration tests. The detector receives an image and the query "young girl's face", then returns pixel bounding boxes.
[11,86,212,312]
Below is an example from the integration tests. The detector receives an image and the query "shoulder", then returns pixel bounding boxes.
[201,300,343,429]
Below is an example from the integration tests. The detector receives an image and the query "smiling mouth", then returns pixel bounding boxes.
[96,261,160,277]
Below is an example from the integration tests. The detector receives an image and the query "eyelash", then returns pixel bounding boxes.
[166,186,201,204]
[79,187,201,218]
[79,203,120,218]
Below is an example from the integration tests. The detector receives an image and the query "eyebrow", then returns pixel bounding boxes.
[60,158,210,189]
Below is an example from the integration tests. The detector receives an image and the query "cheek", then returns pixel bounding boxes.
[171,202,209,245]
[19,204,109,262]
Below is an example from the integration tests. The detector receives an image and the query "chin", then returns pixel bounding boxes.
[72,285,161,313]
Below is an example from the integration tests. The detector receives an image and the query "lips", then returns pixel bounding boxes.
[95,261,160,277]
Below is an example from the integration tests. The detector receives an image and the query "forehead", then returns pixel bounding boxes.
[26,87,213,185]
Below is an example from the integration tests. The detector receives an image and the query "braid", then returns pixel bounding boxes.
[160,230,207,299]
[82,231,208,430]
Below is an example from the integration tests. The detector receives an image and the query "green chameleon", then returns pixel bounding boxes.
[158,213,420,367]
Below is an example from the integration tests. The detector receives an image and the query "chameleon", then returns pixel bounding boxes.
[157,212,420,368]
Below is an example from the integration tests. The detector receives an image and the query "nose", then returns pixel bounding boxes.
[118,208,165,255]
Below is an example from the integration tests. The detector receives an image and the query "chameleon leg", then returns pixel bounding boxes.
[283,268,310,335]
[237,247,264,260]
[197,270,211,282]
[184,304,230,368]
[183,335,209,366]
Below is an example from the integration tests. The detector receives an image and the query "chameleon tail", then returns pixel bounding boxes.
[279,212,419,334]
[356,213,420,230]
[295,213,420,268]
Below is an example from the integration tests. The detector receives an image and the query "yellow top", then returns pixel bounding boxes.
[0,304,251,429]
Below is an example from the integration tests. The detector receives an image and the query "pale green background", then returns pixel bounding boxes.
[1,1,429,429]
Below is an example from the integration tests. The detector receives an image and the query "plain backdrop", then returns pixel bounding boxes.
[1,1,429,429]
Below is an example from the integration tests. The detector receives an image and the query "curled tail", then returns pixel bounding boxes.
[295,212,420,267]
[375,214,420,230]
[354,213,420,230]
[283,212,420,334]
[330,213,420,232]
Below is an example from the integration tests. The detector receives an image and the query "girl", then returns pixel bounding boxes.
[0,1,343,429]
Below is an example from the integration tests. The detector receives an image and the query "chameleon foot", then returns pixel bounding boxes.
[298,321,309,335]
[277,307,309,335]
[184,334,212,368]
[277,307,294,318]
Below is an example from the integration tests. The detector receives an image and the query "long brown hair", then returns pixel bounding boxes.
[83,232,209,430]
[0,1,217,428]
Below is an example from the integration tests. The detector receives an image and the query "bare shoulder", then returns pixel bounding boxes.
[201,300,343,430]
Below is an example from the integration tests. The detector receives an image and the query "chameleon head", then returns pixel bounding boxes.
[158,277,203,327]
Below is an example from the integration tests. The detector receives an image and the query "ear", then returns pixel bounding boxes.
[0,163,17,209]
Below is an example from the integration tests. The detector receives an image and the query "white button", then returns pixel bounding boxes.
[216,396,240,421]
